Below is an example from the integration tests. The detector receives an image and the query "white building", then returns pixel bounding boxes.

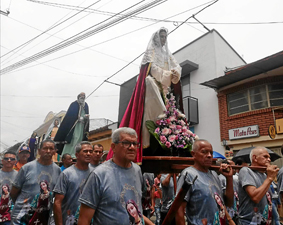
[118,29,246,155]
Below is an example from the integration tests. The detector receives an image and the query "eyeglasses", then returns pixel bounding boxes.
[3,157,16,161]
[115,141,140,148]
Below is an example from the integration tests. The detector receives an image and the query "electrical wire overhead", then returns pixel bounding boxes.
[3,0,214,76]
[87,0,219,98]
[0,0,101,62]
[0,0,166,75]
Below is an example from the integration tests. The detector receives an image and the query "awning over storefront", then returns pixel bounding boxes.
[201,50,283,89]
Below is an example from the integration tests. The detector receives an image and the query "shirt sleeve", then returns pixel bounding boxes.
[53,172,68,195]
[79,171,101,209]
[277,168,283,195]
[12,166,26,189]
[239,167,257,188]
[176,169,193,203]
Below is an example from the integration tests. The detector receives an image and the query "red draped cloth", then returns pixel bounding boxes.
[106,63,150,164]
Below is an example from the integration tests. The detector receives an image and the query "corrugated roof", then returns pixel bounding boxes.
[201,50,283,89]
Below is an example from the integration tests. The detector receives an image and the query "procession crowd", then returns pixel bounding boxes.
[0,127,283,225]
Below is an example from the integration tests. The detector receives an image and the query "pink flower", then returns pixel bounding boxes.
[155,127,160,133]
[162,128,170,136]
[166,119,171,124]
[176,125,182,130]
[186,130,193,136]
[169,116,176,121]
[182,128,187,133]
[168,135,176,142]
[169,124,176,129]
[165,141,171,148]
[179,120,186,126]
[156,120,161,125]
[160,136,167,144]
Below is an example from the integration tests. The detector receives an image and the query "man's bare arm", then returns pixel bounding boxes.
[77,203,95,225]
[53,193,64,225]
[10,186,21,203]
[175,201,187,225]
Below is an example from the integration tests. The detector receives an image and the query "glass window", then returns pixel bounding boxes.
[268,84,283,107]
[228,91,249,115]
[227,83,283,116]
[249,86,268,110]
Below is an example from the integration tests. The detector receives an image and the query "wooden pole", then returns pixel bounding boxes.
[171,164,267,172]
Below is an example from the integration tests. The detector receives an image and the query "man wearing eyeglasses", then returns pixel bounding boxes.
[0,151,17,224]
[53,141,92,225]
[78,127,154,225]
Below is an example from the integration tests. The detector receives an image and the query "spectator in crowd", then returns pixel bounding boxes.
[142,173,155,219]
[53,141,92,225]
[218,159,240,223]
[176,139,234,225]
[153,180,162,225]
[10,140,61,225]
[13,146,30,172]
[77,127,154,225]
[89,144,103,170]
[154,174,162,188]
[60,153,73,172]
[160,174,175,224]
[238,146,279,225]
[0,151,17,224]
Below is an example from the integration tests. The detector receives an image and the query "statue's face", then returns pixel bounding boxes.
[78,95,85,104]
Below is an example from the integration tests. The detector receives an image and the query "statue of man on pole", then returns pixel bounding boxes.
[54,92,89,158]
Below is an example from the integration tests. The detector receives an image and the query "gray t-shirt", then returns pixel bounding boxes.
[0,170,18,190]
[176,167,224,225]
[89,163,100,171]
[79,160,144,225]
[53,165,90,223]
[160,174,174,213]
[11,160,61,225]
[238,167,273,225]
[277,166,283,196]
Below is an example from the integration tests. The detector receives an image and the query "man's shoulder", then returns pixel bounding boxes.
[278,166,283,176]
[21,160,37,169]
[238,166,250,176]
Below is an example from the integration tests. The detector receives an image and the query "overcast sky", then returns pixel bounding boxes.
[1,0,283,151]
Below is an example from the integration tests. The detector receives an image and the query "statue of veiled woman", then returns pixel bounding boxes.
[107,28,182,163]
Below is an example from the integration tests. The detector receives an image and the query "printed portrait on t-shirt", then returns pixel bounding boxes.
[212,193,226,225]
[120,183,143,225]
[0,184,12,222]
[262,192,272,225]
[126,199,143,225]
[19,180,53,225]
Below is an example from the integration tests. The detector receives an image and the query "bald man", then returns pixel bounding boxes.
[238,146,279,225]
[176,139,234,225]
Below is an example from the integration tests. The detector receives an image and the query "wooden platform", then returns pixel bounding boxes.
[141,156,195,174]
[141,156,218,174]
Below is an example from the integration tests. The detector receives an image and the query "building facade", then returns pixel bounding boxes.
[202,50,283,165]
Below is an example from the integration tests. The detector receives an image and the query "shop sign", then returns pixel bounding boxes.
[268,125,276,139]
[229,125,259,140]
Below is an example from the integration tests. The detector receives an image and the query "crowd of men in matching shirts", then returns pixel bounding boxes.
[0,127,283,225]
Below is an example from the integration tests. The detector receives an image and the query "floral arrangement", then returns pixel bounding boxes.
[146,92,197,154]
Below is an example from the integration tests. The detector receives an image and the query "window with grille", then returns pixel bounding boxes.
[227,82,283,116]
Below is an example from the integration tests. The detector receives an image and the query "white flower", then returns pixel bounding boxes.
[158,113,166,119]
